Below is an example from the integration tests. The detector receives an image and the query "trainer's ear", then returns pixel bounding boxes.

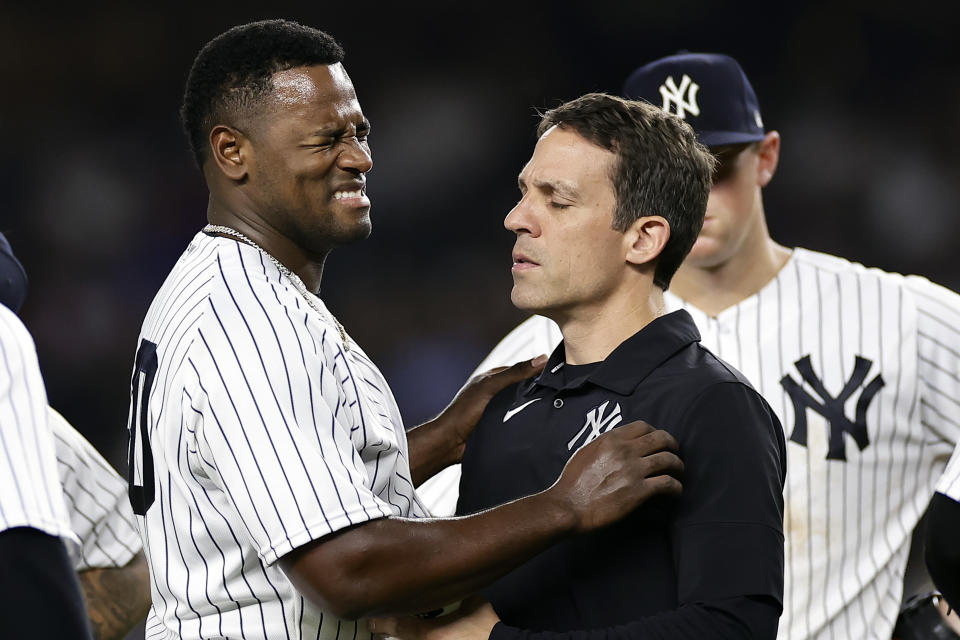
[624,215,670,266]
[756,131,780,187]
[208,125,251,182]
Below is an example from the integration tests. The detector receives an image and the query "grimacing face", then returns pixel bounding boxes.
[245,63,374,255]
[505,126,631,317]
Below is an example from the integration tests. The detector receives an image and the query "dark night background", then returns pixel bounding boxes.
[3,1,959,511]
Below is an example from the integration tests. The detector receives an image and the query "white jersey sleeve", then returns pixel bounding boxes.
[417,315,562,516]
[913,275,960,503]
[908,275,960,448]
[937,445,960,502]
[0,306,76,545]
[49,406,141,571]
[176,268,397,567]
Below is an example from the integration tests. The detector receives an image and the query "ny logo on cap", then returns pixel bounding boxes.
[659,74,700,120]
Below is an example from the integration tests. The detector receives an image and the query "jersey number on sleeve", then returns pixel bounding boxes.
[128,339,158,516]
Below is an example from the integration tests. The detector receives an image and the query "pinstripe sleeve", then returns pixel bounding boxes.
[182,273,394,566]
[417,315,563,516]
[0,307,76,544]
[936,442,960,501]
[908,275,960,448]
[49,407,142,571]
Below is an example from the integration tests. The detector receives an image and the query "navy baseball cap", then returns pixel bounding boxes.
[623,52,766,148]
[0,232,28,313]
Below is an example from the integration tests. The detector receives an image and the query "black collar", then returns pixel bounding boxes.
[528,309,701,396]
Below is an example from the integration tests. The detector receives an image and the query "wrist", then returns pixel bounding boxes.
[532,486,580,537]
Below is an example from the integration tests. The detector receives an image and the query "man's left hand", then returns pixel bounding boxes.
[368,598,501,640]
[408,355,546,485]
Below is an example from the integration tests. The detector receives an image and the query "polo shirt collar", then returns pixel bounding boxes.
[529,309,701,395]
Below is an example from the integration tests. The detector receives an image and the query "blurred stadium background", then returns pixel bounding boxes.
[3,1,960,482]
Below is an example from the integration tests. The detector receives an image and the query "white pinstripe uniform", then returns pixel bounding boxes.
[936,441,960,503]
[130,232,428,640]
[419,247,960,640]
[50,406,142,571]
[0,305,77,547]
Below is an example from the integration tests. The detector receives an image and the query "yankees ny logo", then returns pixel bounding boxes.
[659,74,701,119]
[567,401,622,452]
[780,355,885,461]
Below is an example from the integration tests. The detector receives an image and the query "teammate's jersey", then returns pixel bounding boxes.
[936,442,960,503]
[0,305,76,544]
[50,407,142,571]
[418,247,960,640]
[131,232,427,640]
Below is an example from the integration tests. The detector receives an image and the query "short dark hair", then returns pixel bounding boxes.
[181,19,344,167]
[537,93,715,289]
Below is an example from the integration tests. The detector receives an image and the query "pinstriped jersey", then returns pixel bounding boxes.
[50,407,142,571]
[131,231,427,640]
[0,305,77,545]
[936,441,960,502]
[418,247,960,640]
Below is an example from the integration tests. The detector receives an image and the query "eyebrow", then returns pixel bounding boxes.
[309,119,371,138]
[518,176,580,200]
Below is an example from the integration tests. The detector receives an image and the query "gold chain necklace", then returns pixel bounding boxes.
[203,224,350,350]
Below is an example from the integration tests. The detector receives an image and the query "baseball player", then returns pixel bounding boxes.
[131,20,684,640]
[927,446,960,611]
[0,232,152,640]
[418,53,960,640]
[0,296,91,638]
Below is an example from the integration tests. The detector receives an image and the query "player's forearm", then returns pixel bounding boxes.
[281,488,578,620]
[489,597,779,640]
[78,552,152,640]
[926,492,960,611]
[406,417,464,486]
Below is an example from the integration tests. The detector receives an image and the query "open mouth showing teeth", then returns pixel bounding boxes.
[333,190,364,200]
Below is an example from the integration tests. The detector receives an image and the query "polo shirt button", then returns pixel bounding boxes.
[553,398,564,408]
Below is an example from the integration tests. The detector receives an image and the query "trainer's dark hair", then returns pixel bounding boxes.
[537,93,715,290]
[181,19,344,167]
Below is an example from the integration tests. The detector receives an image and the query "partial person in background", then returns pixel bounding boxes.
[926,447,960,612]
[0,232,151,640]
[0,234,92,639]
[418,52,960,640]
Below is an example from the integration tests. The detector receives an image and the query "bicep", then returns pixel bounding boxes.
[188,327,393,566]
[671,383,785,606]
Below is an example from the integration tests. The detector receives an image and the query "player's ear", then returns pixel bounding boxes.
[624,215,670,267]
[208,125,251,182]
[756,131,780,187]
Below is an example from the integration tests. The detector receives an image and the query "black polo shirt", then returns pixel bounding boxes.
[458,310,785,637]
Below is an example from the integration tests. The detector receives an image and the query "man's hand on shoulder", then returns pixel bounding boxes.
[440,356,549,447]
[369,597,500,640]
[550,420,684,532]
[408,356,547,485]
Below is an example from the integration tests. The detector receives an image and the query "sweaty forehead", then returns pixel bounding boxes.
[268,63,358,109]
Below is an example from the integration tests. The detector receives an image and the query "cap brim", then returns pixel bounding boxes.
[698,130,766,148]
